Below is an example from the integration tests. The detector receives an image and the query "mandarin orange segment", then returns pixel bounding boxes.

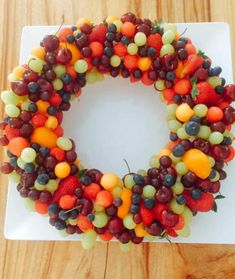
[31,127,57,148]
[117,188,132,219]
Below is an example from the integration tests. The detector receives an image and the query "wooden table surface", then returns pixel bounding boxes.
[1,0,235,278]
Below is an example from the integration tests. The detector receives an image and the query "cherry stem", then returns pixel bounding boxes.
[180,27,187,37]
[123,159,131,173]
[55,15,65,35]
[64,204,82,214]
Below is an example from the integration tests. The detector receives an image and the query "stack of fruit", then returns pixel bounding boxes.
[0,12,235,251]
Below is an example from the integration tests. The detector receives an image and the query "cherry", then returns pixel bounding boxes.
[156,186,172,203]
[148,221,163,236]
[121,12,136,24]
[56,48,72,65]
[192,68,208,81]
[86,169,103,184]
[161,210,179,228]
[210,122,226,133]
[42,35,59,51]
[108,217,124,234]
[11,80,28,96]
[212,145,231,160]
[193,139,211,154]
[162,54,178,71]
[23,69,39,82]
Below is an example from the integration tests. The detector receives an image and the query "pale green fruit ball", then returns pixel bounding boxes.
[57,137,72,151]
[111,186,123,198]
[170,198,185,214]
[176,225,190,237]
[124,174,135,189]
[113,20,123,32]
[137,169,147,176]
[81,229,97,249]
[177,127,190,139]
[168,119,182,132]
[24,198,35,211]
[162,30,175,44]
[1,90,19,105]
[86,71,97,84]
[149,155,160,168]
[143,185,156,198]
[74,59,88,73]
[123,214,136,229]
[5,104,20,117]
[207,76,222,88]
[59,229,69,237]
[17,157,25,169]
[8,171,20,183]
[134,32,147,46]
[21,147,36,163]
[164,23,177,33]
[46,179,59,192]
[28,58,43,73]
[208,156,215,167]
[119,242,131,252]
[68,218,78,225]
[209,132,224,144]
[175,162,188,175]
[181,207,193,223]
[172,182,184,195]
[110,55,121,67]
[34,181,46,191]
[21,100,31,111]
[127,43,138,55]
[155,79,165,91]
[52,79,63,90]
[211,171,220,182]
[54,65,66,77]
[166,104,178,118]
[170,154,181,164]
[193,104,208,117]
[160,44,175,57]
[93,202,104,212]
[93,212,108,228]
[144,234,156,241]
[198,125,211,139]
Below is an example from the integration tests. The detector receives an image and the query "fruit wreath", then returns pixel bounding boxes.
[1,12,235,251]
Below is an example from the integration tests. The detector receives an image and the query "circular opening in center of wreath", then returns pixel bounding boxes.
[63,76,168,175]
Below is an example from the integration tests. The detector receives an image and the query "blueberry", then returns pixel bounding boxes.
[55,220,66,230]
[172,144,185,157]
[10,157,17,167]
[59,210,70,221]
[209,169,217,179]
[61,73,71,84]
[71,26,77,31]
[166,71,176,81]
[203,60,211,69]
[37,173,49,185]
[133,174,145,186]
[144,198,156,209]
[190,116,201,123]
[108,24,117,33]
[7,149,14,158]
[47,106,57,115]
[132,193,141,205]
[121,36,130,45]
[170,133,178,142]
[106,32,115,41]
[114,198,122,207]
[87,213,95,221]
[191,189,202,200]
[222,136,232,145]
[39,147,50,158]
[69,209,79,219]
[179,37,188,44]
[185,121,200,136]
[24,163,35,173]
[62,93,71,102]
[81,176,91,185]
[66,34,75,43]
[221,77,226,86]
[28,82,39,93]
[173,94,182,104]
[215,85,224,94]
[28,103,37,113]
[48,203,60,214]
[30,143,40,152]
[212,66,222,76]
[104,47,114,57]
[133,69,143,79]
[147,47,156,57]
[3,116,9,123]
[130,204,140,214]
[163,174,176,187]
[176,195,186,205]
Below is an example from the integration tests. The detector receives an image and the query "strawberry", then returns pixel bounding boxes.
[88,24,107,43]
[180,54,204,78]
[166,228,178,238]
[52,176,81,203]
[161,210,179,228]
[147,33,162,56]
[152,202,168,221]
[185,191,214,212]
[194,82,221,106]
[140,202,154,226]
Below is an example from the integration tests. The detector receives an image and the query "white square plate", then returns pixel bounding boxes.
[4,23,235,243]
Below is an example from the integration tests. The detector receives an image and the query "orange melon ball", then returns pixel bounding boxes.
[31,127,57,148]
[176,103,194,122]
[100,173,119,190]
[36,100,50,114]
[138,57,152,71]
[54,161,71,178]
[31,46,45,60]
[8,137,29,156]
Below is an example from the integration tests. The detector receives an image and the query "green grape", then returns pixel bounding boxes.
[68,218,78,225]
[181,206,193,224]
[113,20,123,32]
[93,202,104,212]
[96,72,104,81]
[164,23,177,34]
[134,32,147,46]
[223,130,233,139]
[54,65,66,77]
[1,90,19,105]
[17,157,25,169]
[175,162,188,175]
[8,171,20,183]
[149,155,160,168]
[211,171,220,182]
[162,30,175,44]
[21,100,31,111]
[117,178,124,188]
[59,229,69,237]
[170,198,185,214]
[28,58,43,73]
[93,212,108,228]
[168,119,182,132]
[82,229,97,249]
[124,174,135,189]
[119,242,131,252]
[170,154,181,164]
[127,43,138,55]
[207,76,222,88]
[5,104,20,117]
[86,71,97,84]
[21,147,36,163]
[155,79,165,91]
[198,125,211,139]
[46,179,59,192]
[143,185,156,198]
[144,234,156,241]
[209,132,223,144]
[166,104,178,118]
[171,182,184,195]
[74,59,88,73]
[176,224,190,237]
[137,169,147,176]
[57,137,72,151]
[111,186,123,198]
[123,214,136,229]
[24,198,35,211]
[34,181,46,191]
[208,156,215,167]
[53,79,63,90]
[110,55,121,67]
[160,44,175,57]
[193,104,208,117]
[176,127,189,139]
[73,30,80,37]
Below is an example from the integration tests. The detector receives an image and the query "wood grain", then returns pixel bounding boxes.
[1,0,235,278]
